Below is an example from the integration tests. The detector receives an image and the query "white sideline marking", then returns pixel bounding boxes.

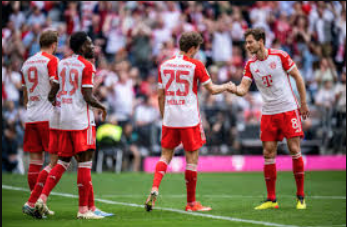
[2,185,345,227]
[100,194,346,200]
[306,225,346,227]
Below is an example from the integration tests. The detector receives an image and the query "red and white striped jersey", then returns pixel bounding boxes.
[56,55,95,130]
[21,51,58,123]
[158,54,211,128]
[243,49,299,115]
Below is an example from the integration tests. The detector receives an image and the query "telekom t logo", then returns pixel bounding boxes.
[262,75,273,87]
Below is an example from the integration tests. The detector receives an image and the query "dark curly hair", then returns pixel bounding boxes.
[179,31,203,53]
[69,31,88,53]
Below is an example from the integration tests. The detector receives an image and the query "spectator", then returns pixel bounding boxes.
[134,96,160,147]
[315,80,336,146]
[22,23,42,57]
[212,19,232,64]
[9,1,25,30]
[314,57,338,88]
[130,22,153,79]
[122,123,141,172]
[161,1,181,30]
[108,70,135,126]
[335,69,346,126]
[2,101,20,172]
[102,9,126,62]
[27,5,46,26]
[152,16,172,57]
[64,1,81,35]
[2,61,22,106]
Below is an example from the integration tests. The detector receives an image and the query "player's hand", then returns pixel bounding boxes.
[227,82,237,94]
[100,108,107,122]
[300,103,310,120]
[49,98,56,106]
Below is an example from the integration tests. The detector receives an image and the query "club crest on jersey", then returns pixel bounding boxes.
[270,62,277,69]
[255,69,260,73]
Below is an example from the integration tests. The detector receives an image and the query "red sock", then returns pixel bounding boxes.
[292,154,305,197]
[27,165,52,207]
[152,160,168,190]
[40,160,69,203]
[88,182,96,212]
[28,160,43,191]
[185,164,198,205]
[264,159,277,201]
[77,161,92,214]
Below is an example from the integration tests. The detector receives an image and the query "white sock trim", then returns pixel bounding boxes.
[30,159,44,165]
[159,158,169,165]
[292,153,302,159]
[78,161,93,169]
[57,160,70,170]
[264,158,276,165]
[186,164,198,171]
[43,165,52,173]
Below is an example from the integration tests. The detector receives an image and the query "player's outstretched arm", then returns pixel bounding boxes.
[204,81,233,95]
[82,87,107,121]
[48,82,59,105]
[229,77,252,97]
[288,66,310,120]
[158,88,165,119]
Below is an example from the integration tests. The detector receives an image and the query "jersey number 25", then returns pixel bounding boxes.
[163,69,190,97]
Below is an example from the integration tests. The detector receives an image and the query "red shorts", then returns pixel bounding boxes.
[23,121,50,153]
[260,109,304,142]
[58,126,96,157]
[161,124,206,152]
[48,129,60,154]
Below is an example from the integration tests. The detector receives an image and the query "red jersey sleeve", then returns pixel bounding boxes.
[195,61,211,85]
[158,65,164,89]
[278,50,296,73]
[82,62,94,88]
[243,60,253,81]
[47,57,58,81]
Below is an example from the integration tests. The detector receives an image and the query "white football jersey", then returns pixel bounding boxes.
[49,97,61,130]
[243,49,299,115]
[158,54,211,128]
[57,55,95,130]
[21,51,58,123]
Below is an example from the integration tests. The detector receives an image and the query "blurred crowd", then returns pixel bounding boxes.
[2,1,346,172]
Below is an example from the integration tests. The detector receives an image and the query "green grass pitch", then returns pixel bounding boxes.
[2,171,346,227]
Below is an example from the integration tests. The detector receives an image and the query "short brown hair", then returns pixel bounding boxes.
[179,31,203,52]
[39,30,58,48]
[244,28,266,44]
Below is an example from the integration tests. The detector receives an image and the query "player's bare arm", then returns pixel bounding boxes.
[82,87,107,121]
[229,77,252,97]
[158,88,165,119]
[288,66,310,120]
[23,86,28,109]
[48,82,59,105]
[204,81,234,95]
